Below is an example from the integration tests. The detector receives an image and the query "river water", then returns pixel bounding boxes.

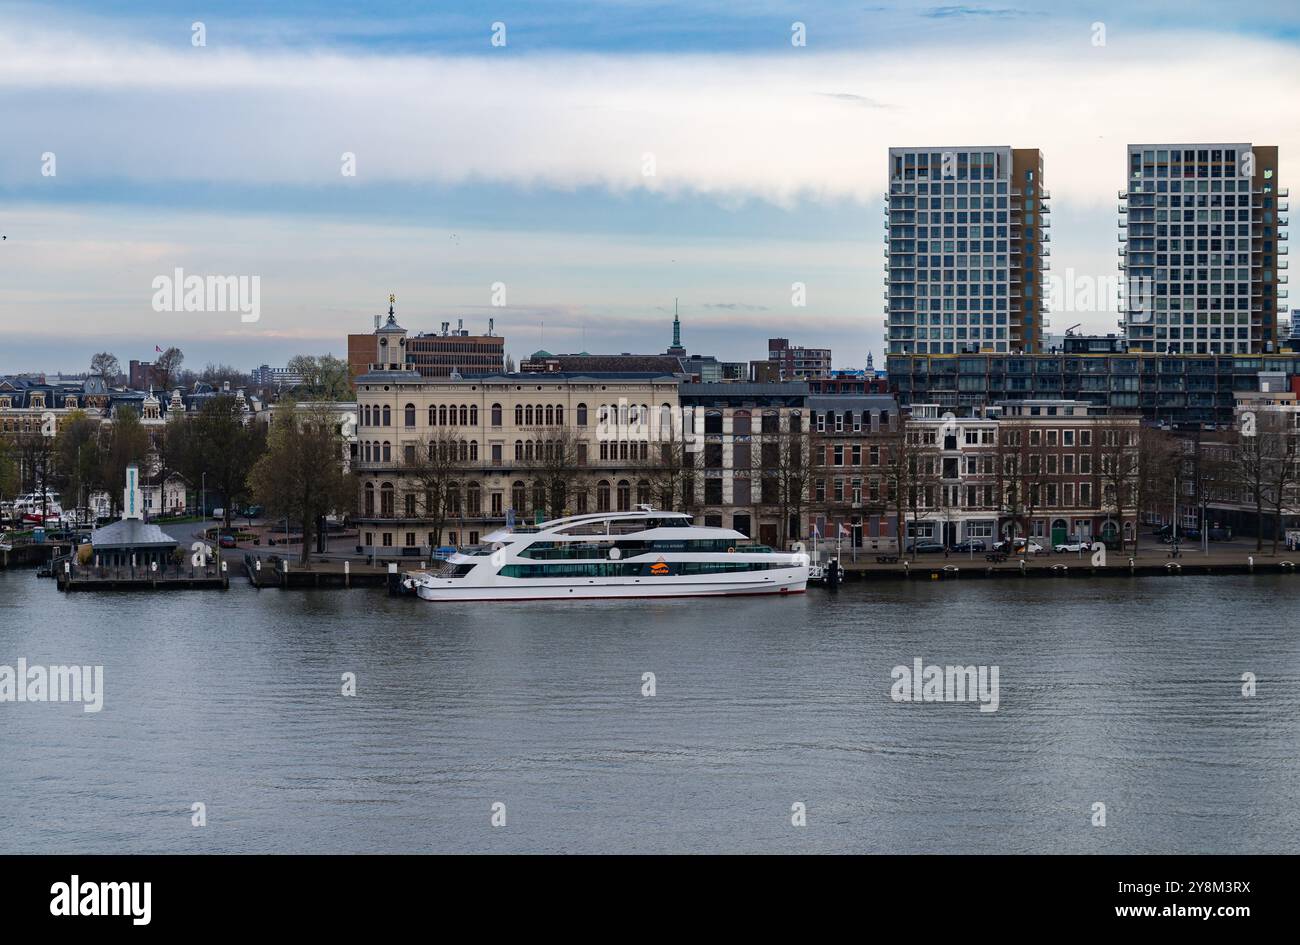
[1,569,1297,854]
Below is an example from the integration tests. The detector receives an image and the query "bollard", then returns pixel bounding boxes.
[345,559,351,588]
[1248,555,1254,572]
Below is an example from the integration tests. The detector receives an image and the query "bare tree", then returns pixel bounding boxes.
[1234,408,1300,553]
[993,421,1052,556]
[881,417,941,559]
[89,352,120,382]
[154,347,185,391]
[525,428,586,519]
[645,440,691,512]
[1263,413,1300,555]
[401,430,470,548]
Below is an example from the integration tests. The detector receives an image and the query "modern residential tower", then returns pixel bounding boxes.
[884,146,1050,356]
[1120,144,1289,354]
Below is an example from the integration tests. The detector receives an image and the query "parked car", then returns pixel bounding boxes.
[1208,525,1232,541]
[211,508,225,520]
[241,505,264,519]
[995,538,1045,555]
[218,534,237,549]
[950,539,986,553]
[906,540,946,554]
[1054,540,1092,553]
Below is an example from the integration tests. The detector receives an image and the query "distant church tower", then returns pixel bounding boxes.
[665,299,686,356]
[866,351,875,372]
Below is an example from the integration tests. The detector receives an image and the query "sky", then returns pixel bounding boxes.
[1,0,1298,376]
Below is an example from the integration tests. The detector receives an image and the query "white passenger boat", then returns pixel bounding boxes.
[13,491,63,526]
[404,507,809,602]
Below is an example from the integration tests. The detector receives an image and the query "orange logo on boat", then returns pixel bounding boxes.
[650,562,670,576]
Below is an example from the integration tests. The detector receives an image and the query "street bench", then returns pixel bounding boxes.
[876,555,900,564]
[985,553,1008,563]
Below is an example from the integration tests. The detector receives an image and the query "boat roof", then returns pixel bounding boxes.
[483,508,708,542]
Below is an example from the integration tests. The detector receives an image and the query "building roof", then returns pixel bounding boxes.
[89,519,180,550]
[808,394,899,411]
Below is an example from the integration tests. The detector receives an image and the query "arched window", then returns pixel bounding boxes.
[532,480,546,511]
[457,405,466,425]
[660,403,673,438]
[469,440,478,462]
[362,404,370,426]
[363,442,372,462]
[597,405,609,425]
[380,482,395,517]
[448,405,457,426]
[382,441,392,462]
[382,405,391,426]
[576,403,588,426]
[524,441,534,461]
[515,404,523,425]
[616,479,631,511]
[525,405,534,426]
[555,405,564,425]
[438,405,447,425]
[491,403,502,426]
[470,405,478,426]
[404,403,416,427]
[514,440,523,461]
[428,406,435,426]
[545,405,554,426]
[512,480,527,512]
[597,480,611,512]
[458,440,468,462]
[467,482,481,515]
[637,479,651,506]
[364,482,375,515]
[447,482,461,516]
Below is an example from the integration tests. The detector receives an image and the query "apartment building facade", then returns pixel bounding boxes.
[766,338,832,379]
[1120,143,1289,354]
[888,350,1300,427]
[885,145,1050,356]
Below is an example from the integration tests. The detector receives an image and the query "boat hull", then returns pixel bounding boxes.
[412,571,808,602]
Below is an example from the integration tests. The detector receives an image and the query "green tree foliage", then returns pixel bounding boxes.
[286,354,353,401]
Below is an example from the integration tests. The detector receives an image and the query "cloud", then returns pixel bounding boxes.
[2,20,1298,210]
[921,6,1038,19]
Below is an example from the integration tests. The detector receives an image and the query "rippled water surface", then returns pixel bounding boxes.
[2,569,1298,853]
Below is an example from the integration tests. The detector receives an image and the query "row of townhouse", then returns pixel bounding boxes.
[352,342,1145,556]
[808,398,1142,552]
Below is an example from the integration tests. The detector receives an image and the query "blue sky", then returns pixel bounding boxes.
[2,0,1298,375]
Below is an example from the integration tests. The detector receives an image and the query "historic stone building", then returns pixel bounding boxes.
[352,362,682,556]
